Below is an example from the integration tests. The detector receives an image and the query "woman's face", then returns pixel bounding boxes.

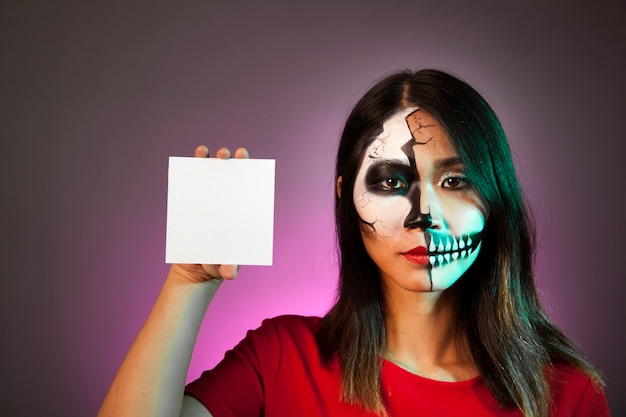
[352,107,486,292]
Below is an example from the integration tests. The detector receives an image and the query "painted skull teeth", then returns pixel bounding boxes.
[427,233,482,268]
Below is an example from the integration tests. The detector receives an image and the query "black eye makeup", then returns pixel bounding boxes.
[364,161,416,194]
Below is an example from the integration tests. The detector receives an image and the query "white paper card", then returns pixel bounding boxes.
[165,156,275,265]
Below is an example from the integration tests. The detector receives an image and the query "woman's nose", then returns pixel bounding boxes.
[403,183,435,230]
[404,211,432,229]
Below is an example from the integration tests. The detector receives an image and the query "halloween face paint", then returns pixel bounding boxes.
[353,107,486,292]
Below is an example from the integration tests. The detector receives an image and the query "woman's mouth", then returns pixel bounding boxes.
[402,246,430,266]
[402,233,483,267]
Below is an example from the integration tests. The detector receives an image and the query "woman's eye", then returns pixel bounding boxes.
[364,163,413,194]
[379,177,406,191]
[441,176,468,189]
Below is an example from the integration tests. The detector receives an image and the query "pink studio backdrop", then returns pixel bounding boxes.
[1,1,624,415]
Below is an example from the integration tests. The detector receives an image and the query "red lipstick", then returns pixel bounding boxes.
[402,246,430,266]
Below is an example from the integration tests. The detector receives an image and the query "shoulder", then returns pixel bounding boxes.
[248,315,322,348]
[547,363,602,392]
[547,363,610,416]
[185,315,329,416]
[237,315,330,383]
[258,314,322,334]
[241,315,322,350]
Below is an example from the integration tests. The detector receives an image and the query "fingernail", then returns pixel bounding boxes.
[195,145,209,157]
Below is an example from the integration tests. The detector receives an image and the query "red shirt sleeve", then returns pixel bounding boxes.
[184,317,282,416]
[573,378,611,417]
[185,316,332,417]
[548,364,612,417]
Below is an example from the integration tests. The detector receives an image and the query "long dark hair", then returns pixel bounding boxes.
[316,69,602,417]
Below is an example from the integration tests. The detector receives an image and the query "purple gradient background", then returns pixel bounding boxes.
[1,1,624,415]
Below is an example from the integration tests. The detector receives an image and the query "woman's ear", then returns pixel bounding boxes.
[336,176,343,199]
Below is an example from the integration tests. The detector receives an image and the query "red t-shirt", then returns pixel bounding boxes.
[185,315,610,417]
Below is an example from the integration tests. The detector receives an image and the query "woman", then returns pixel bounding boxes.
[98,69,610,417]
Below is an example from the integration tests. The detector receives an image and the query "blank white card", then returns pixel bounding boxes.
[165,156,275,265]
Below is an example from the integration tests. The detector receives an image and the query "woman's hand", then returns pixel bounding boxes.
[170,145,250,284]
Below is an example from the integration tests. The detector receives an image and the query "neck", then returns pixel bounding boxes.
[383,284,477,382]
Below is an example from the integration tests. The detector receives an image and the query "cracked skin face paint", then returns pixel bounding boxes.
[353,107,486,292]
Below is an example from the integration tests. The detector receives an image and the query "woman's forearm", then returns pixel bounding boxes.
[97,265,221,417]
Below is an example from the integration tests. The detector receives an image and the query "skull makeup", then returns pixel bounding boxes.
[353,107,486,292]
